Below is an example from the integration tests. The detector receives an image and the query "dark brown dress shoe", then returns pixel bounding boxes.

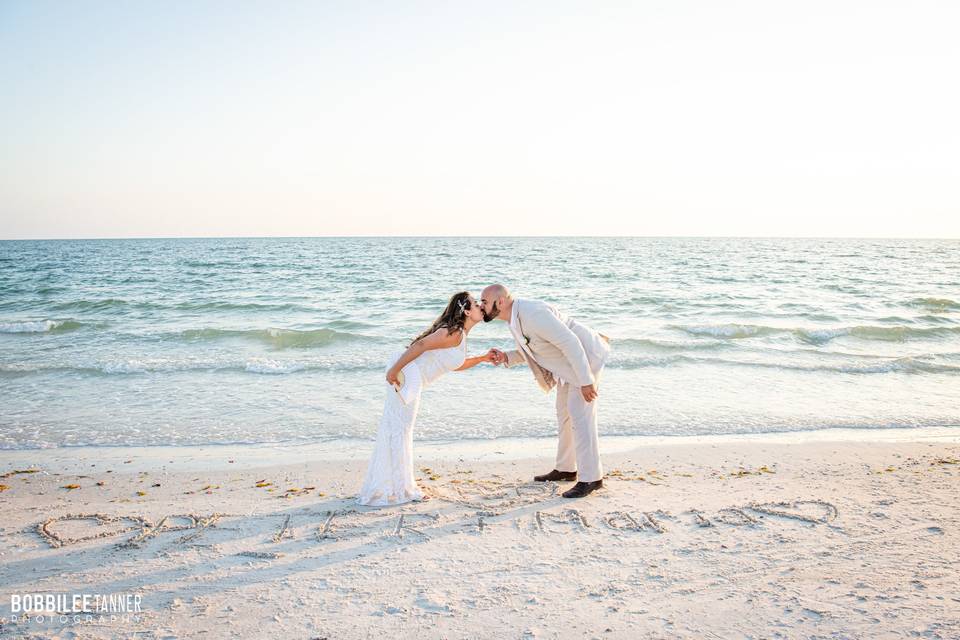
[533,469,578,482]
[562,480,603,498]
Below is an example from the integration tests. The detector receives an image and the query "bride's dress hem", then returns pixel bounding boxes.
[355,487,426,507]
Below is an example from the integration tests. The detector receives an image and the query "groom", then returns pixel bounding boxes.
[481,284,611,498]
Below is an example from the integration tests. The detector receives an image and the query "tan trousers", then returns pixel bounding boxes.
[554,364,604,482]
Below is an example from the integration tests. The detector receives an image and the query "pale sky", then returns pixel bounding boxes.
[1,1,958,239]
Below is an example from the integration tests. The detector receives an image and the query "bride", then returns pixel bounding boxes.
[356,291,498,507]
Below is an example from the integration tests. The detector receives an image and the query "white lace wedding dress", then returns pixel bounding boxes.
[356,332,466,506]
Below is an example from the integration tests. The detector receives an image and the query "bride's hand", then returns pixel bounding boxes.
[386,368,401,387]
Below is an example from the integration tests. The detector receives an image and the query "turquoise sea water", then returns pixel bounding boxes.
[0,237,958,449]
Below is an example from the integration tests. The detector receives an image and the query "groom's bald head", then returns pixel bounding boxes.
[480,284,512,322]
[483,284,510,301]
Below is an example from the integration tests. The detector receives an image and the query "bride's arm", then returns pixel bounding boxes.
[386,328,462,385]
[454,349,498,372]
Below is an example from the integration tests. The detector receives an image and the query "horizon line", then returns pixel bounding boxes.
[2,234,959,242]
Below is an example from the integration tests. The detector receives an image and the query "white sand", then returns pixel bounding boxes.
[1,431,959,639]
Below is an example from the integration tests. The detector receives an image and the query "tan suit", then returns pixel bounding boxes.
[503,299,611,482]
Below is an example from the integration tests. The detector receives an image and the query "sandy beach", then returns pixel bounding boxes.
[1,430,958,639]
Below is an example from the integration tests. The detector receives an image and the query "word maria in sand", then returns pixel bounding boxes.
[8,592,143,624]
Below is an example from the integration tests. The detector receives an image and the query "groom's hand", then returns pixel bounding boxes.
[488,348,507,366]
[580,383,598,402]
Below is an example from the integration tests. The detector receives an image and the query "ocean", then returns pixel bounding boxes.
[0,237,958,450]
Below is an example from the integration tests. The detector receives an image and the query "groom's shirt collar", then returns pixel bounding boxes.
[508,300,530,357]
[509,298,522,330]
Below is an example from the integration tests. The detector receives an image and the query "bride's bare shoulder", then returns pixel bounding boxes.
[439,326,464,344]
[418,327,462,349]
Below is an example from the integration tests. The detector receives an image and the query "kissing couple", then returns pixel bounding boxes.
[356,284,612,507]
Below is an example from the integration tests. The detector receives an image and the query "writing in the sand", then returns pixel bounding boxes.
[33,481,839,555]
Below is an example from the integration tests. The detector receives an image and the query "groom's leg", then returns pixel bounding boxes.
[565,368,603,483]
[555,381,578,473]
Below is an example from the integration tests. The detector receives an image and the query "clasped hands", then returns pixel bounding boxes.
[485,348,507,366]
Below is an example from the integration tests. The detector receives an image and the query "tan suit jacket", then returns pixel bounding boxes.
[504,299,611,391]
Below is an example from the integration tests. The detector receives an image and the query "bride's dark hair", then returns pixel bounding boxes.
[410,291,472,346]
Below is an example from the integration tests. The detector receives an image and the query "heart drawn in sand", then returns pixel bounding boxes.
[38,513,149,548]
[433,481,560,511]
[747,500,838,524]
